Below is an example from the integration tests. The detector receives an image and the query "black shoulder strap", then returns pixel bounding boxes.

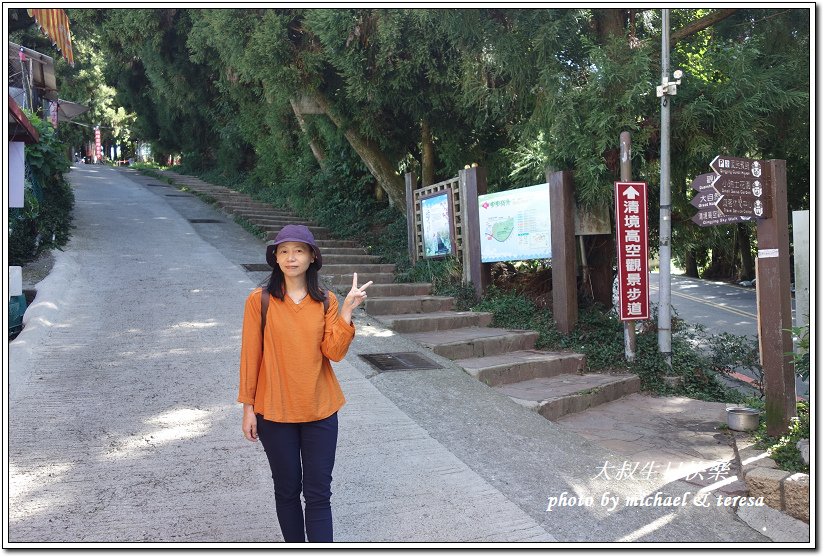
[260,288,269,338]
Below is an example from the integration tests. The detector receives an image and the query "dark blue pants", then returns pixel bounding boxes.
[256,413,338,542]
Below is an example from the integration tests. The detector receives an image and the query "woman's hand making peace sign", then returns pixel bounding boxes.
[340,273,372,324]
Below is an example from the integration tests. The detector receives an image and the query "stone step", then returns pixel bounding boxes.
[241,215,307,223]
[327,272,396,286]
[223,208,299,219]
[224,204,297,213]
[315,247,368,256]
[363,295,454,315]
[258,224,330,235]
[359,283,432,297]
[497,373,641,421]
[373,311,493,333]
[321,263,396,275]
[405,327,539,360]
[313,239,361,249]
[267,232,359,246]
[322,254,384,265]
[455,350,587,387]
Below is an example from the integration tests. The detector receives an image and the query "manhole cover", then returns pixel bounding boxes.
[188,219,224,223]
[241,264,272,272]
[359,352,443,373]
[145,183,170,187]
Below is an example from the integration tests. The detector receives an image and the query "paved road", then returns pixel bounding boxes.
[8,166,770,545]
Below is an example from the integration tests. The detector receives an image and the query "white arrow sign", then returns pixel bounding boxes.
[623,186,640,200]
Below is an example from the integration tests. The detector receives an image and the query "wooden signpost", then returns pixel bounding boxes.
[690,157,795,436]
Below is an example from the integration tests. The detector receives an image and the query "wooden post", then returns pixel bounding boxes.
[548,170,577,334]
[460,166,489,297]
[405,172,418,266]
[755,159,795,436]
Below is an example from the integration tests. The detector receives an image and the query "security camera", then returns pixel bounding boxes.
[673,69,683,80]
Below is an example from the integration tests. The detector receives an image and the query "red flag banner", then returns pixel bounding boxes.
[27,9,74,67]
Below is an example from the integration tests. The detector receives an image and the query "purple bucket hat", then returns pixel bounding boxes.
[266,224,323,269]
[266,224,322,270]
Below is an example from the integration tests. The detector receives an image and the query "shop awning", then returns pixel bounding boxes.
[56,99,89,122]
[9,41,58,101]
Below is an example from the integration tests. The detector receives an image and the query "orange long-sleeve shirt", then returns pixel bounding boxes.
[238,287,354,423]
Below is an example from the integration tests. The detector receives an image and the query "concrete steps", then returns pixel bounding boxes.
[405,327,540,360]
[455,350,586,387]
[496,373,641,421]
[373,311,493,333]
[322,254,384,265]
[328,272,396,286]
[364,295,455,315]
[364,283,433,297]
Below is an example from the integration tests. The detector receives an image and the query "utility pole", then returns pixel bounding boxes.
[656,9,683,368]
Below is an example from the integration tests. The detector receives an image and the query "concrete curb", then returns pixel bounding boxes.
[9,248,78,382]
[731,434,811,538]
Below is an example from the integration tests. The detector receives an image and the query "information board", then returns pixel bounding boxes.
[420,192,454,258]
[478,183,551,263]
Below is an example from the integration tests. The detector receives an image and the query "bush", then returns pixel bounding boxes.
[754,402,809,473]
[9,112,74,265]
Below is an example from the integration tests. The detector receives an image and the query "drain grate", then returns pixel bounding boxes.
[241,263,272,272]
[188,218,224,223]
[359,352,443,373]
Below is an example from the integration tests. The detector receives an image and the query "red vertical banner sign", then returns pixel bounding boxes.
[615,182,650,320]
[95,127,102,161]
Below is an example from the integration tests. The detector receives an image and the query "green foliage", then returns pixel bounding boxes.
[60,8,810,286]
[706,332,764,396]
[9,113,75,265]
[788,322,810,381]
[753,402,809,473]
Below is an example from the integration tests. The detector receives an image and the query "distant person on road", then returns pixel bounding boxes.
[238,224,371,542]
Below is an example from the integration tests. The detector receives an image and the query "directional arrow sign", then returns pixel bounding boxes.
[692,209,749,227]
[715,195,773,218]
[623,185,640,200]
[713,174,769,199]
[710,155,764,178]
[690,189,722,210]
[689,172,718,193]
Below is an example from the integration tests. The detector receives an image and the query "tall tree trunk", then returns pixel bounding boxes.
[309,89,406,211]
[583,234,615,308]
[737,223,755,280]
[685,250,699,278]
[421,118,435,187]
[593,9,626,43]
[289,98,326,170]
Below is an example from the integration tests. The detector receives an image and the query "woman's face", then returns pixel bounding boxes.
[276,241,315,278]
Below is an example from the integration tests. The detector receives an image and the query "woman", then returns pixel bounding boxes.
[238,224,371,542]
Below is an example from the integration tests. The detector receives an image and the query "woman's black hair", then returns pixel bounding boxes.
[264,259,326,303]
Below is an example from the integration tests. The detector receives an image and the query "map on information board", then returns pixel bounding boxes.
[478,183,551,263]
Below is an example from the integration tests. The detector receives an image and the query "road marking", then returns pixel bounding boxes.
[649,285,757,320]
